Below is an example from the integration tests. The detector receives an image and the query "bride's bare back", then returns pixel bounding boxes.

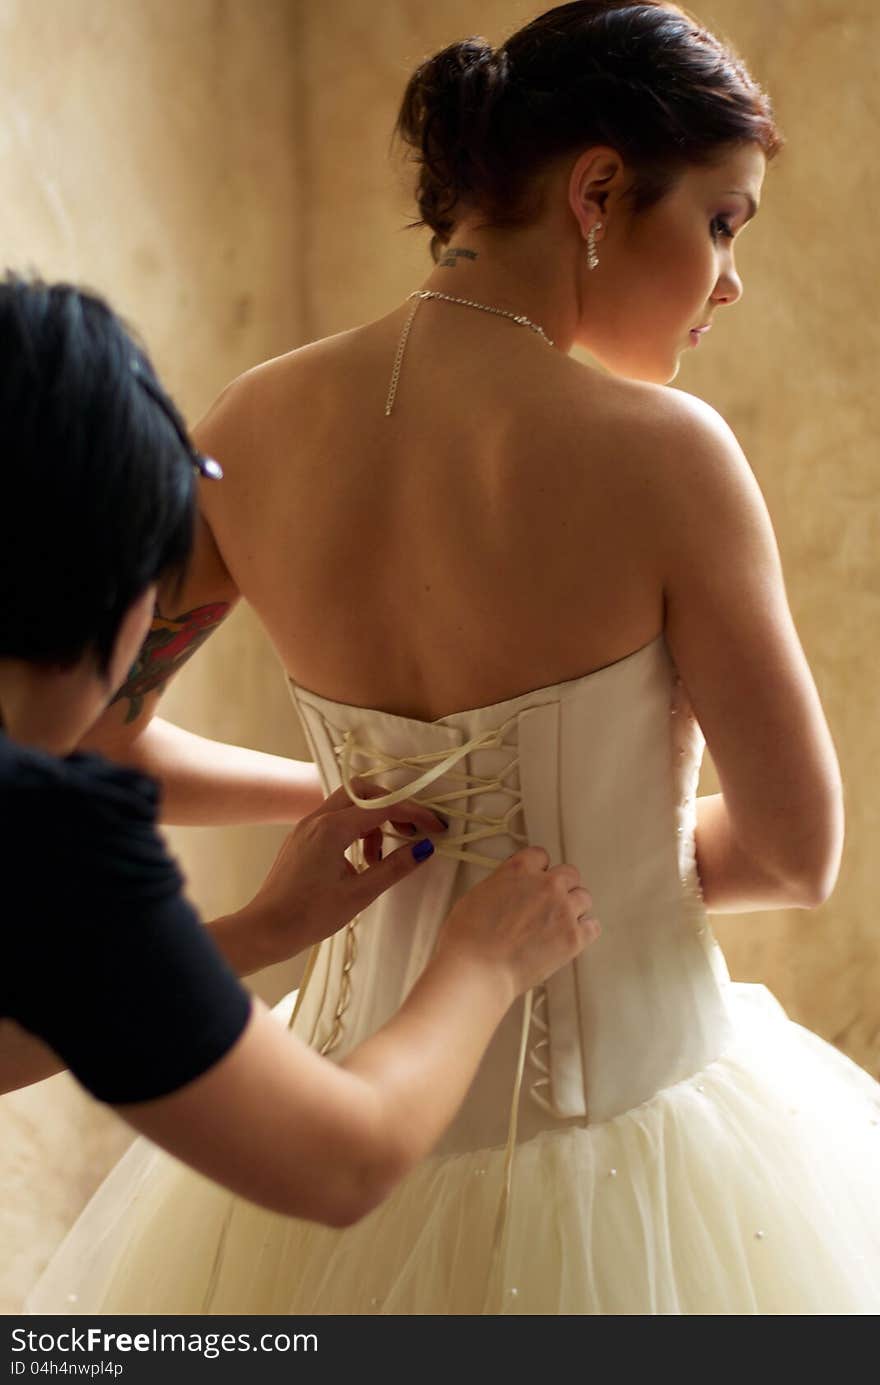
[181,303,842,913]
[197,306,670,719]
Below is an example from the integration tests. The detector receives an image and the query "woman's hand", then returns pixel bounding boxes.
[125,837,599,1224]
[435,846,599,1005]
[210,781,447,974]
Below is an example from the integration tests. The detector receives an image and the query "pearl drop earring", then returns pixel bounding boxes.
[587,223,602,271]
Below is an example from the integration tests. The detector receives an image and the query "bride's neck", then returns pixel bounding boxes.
[419,221,581,355]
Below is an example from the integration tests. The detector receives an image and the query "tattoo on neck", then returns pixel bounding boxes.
[438,247,478,269]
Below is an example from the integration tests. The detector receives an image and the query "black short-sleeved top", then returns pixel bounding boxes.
[0,732,252,1104]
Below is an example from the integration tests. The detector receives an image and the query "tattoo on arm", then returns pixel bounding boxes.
[438,247,478,268]
[111,601,231,724]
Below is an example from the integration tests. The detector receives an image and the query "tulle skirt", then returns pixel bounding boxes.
[27,984,880,1316]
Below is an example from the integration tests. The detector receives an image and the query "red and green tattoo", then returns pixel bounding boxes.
[111,601,231,723]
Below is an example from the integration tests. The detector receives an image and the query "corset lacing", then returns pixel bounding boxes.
[337,712,529,869]
[291,710,560,1311]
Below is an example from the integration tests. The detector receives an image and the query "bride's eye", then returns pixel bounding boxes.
[710,215,735,242]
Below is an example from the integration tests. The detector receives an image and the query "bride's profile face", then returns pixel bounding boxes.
[581,141,766,385]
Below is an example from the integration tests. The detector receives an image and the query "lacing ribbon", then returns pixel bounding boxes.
[337,713,528,869]
[289,711,555,1310]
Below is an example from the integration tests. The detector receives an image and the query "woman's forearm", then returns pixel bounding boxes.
[115,718,325,826]
[206,902,289,977]
[124,953,514,1228]
[695,793,831,913]
[340,945,514,1198]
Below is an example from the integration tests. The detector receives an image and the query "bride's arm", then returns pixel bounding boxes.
[81,382,324,827]
[101,717,323,827]
[657,390,843,913]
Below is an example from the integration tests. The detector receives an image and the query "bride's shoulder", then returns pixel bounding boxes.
[192,327,362,449]
[548,367,759,529]
[578,372,749,478]
[644,386,754,500]
[562,365,732,444]
[228,327,361,397]
[641,384,741,451]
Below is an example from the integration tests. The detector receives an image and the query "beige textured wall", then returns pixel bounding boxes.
[2,0,877,1315]
[299,0,879,1072]
[0,0,306,1310]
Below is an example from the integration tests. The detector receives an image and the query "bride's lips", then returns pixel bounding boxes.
[688,323,712,347]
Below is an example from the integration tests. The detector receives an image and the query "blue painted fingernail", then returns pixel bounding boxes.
[412,838,435,863]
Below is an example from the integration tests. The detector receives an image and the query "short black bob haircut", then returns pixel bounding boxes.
[0,273,202,676]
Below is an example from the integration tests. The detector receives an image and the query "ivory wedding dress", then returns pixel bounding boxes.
[28,635,880,1314]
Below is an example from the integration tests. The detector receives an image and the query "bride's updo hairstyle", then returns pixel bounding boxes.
[396,0,782,258]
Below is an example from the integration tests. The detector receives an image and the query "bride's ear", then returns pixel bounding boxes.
[567,147,626,242]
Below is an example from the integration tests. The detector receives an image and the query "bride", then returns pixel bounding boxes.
[31,0,880,1314]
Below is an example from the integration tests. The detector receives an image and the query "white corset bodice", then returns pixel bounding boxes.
[32,633,880,1320]
[287,634,733,1152]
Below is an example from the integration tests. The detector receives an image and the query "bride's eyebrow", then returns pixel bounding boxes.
[722,190,759,221]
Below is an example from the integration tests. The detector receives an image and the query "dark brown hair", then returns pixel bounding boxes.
[396,1,782,258]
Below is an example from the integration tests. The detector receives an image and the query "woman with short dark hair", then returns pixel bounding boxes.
[0,274,596,1241]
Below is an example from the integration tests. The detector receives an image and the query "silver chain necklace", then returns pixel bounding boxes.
[385,289,554,416]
